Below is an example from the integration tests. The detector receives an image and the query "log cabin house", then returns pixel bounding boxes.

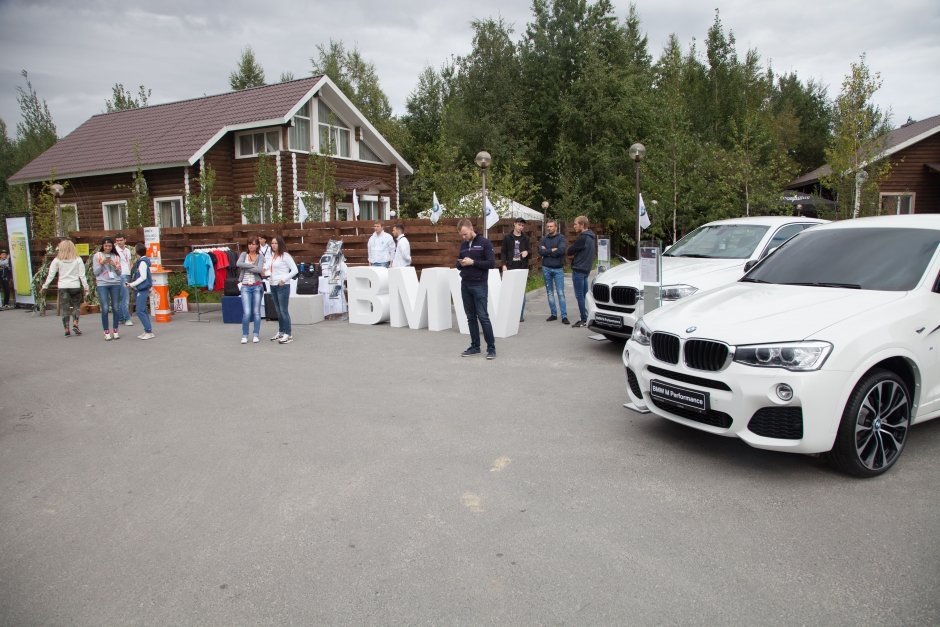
[785,114,940,214]
[8,75,413,230]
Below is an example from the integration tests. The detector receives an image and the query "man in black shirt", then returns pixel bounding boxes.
[500,217,530,321]
[457,218,496,359]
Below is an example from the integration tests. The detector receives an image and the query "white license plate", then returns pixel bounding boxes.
[594,313,623,329]
[650,379,709,413]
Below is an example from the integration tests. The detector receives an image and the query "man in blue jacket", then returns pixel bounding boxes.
[456,218,496,359]
[566,215,596,327]
[538,219,569,324]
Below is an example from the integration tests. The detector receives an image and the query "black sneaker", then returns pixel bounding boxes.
[561,317,570,325]
[486,350,496,360]
[546,315,557,322]
[461,347,481,357]
[572,320,585,328]
[72,325,82,336]
[63,328,71,337]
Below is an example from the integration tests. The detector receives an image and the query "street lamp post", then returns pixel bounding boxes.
[540,200,549,238]
[853,169,868,219]
[629,143,646,259]
[50,183,65,237]
[475,151,492,237]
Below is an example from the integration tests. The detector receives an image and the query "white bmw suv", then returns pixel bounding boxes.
[623,214,940,477]
[587,216,827,340]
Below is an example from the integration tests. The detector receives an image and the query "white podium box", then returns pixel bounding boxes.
[289,294,325,324]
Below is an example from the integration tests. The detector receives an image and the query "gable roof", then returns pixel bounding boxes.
[786,113,940,188]
[9,75,412,184]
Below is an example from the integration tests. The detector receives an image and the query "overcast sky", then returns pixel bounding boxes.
[1,0,938,140]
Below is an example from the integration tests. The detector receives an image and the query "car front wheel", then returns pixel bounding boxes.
[828,369,911,478]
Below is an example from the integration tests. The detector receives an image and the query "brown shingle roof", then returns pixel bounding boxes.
[9,76,325,183]
[786,113,940,188]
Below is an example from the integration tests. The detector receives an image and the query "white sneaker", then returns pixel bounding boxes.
[104,332,112,341]
[125,320,134,326]
[278,335,293,344]
[270,332,282,341]
[112,330,120,340]
[139,332,155,340]
[241,336,248,344]
[252,335,260,343]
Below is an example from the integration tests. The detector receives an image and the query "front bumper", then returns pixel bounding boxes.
[587,293,642,339]
[622,342,848,454]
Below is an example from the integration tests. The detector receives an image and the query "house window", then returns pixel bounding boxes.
[154,196,185,227]
[241,194,275,224]
[358,195,389,221]
[102,201,127,230]
[289,102,311,152]
[236,129,281,158]
[360,141,381,163]
[880,193,914,214]
[60,203,79,233]
[318,100,350,157]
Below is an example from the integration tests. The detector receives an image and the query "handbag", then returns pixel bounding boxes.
[296,274,318,295]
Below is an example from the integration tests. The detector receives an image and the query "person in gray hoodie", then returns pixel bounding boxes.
[566,215,596,327]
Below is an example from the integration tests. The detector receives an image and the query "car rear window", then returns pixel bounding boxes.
[746,227,940,291]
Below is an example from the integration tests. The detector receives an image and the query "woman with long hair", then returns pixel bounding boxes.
[125,242,155,340]
[40,239,89,337]
[265,235,298,344]
[92,237,123,340]
[236,236,265,344]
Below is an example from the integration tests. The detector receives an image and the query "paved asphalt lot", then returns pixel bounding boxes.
[1,286,938,626]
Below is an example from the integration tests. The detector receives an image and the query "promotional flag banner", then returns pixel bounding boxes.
[296,193,309,223]
[484,195,498,230]
[639,193,651,230]
[430,192,443,224]
[352,189,360,220]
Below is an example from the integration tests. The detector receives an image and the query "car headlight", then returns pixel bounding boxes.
[660,284,699,301]
[733,341,833,371]
[631,318,652,346]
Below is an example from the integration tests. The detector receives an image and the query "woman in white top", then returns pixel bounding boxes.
[40,239,89,337]
[266,235,298,344]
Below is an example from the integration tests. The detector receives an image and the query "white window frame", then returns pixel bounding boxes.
[240,194,275,224]
[317,99,351,158]
[102,200,127,230]
[60,203,79,233]
[359,194,390,221]
[288,102,312,153]
[235,128,282,159]
[879,192,915,214]
[153,195,186,228]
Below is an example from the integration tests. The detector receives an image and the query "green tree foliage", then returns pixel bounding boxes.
[279,72,295,83]
[242,153,278,223]
[14,70,57,164]
[229,46,266,90]
[105,83,151,112]
[30,178,61,239]
[187,162,227,226]
[822,54,892,218]
[304,146,340,222]
[124,152,151,228]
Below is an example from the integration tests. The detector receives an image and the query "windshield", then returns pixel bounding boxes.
[745,227,940,291]
[664,224,769,259]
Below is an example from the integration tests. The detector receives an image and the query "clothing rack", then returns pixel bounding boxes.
[189,243,240,322]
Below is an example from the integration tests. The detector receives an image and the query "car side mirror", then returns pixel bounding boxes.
[743,259,758,272]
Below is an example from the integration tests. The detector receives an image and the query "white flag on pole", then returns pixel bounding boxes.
[430,191,443,224]
[296,193,309,223]
[352,188,360,220]
[639,193,651,230]
[484,195,499,230]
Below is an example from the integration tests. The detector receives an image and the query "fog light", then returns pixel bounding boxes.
[775,383,794,402]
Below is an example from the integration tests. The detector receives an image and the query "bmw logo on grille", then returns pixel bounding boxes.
[686,326,697,333]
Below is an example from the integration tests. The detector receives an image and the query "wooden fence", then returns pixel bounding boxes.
[30,218,577,276]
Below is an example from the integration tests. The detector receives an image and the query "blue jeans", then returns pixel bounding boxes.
[572,270,589,322]
[135,288,152,333]
[96,284,122,331]
[371,262,389,267]
[271,284,291,335]
[461,282,494,352]
[119,274,131,322]
[240,284,262,336]
[543,267,567,318]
